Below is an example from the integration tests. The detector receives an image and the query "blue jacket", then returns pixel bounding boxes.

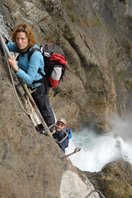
[7,42,45,88]
[53,130,68,152]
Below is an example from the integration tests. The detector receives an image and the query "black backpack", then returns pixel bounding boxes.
[28,43,67,88]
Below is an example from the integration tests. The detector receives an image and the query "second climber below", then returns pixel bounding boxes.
[51,118,72,152]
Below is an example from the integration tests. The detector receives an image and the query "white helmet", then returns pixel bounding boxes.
[57,118,67,125]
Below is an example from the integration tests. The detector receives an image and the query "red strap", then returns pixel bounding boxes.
[50,54,67,65]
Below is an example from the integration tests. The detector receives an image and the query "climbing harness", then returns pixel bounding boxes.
[0,34,51,136]
[62,147,81,159]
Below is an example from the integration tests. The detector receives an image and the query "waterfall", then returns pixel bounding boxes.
[66,115,132,172]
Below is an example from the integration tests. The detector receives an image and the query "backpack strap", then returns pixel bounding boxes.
[27,48,41,61]
[16,47,41,62]
[27,48,46,85]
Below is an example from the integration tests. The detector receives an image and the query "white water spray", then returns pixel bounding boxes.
[66,115,132,172]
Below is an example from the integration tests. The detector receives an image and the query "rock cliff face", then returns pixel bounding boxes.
[1,0,132,130]
[88,160,132,198]
[0,0,132,197]
[0,58,99,197]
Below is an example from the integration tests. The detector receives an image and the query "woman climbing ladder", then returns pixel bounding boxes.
[6,23,55,129]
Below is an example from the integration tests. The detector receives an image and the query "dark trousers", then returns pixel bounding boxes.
[32,79,55,127]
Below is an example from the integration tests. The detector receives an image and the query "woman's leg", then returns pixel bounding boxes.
[32,84,55,127]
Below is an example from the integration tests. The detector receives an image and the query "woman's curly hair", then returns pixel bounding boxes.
[12,24,36,48]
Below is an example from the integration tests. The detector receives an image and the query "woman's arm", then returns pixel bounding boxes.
[16,51,44,86]
[7,41,20,53]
